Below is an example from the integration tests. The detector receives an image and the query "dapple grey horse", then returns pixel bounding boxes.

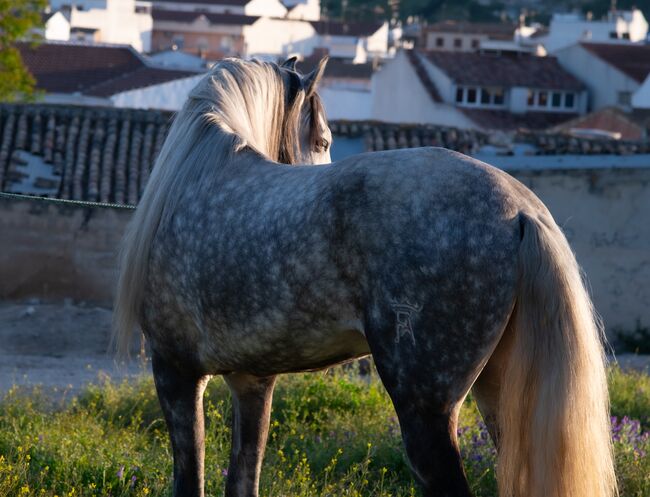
[113,57,616,497]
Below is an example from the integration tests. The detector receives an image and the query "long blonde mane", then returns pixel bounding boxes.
[113,58,307,357]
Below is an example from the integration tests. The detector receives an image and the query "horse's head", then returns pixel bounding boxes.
[277,56,332,165]
[186,56,331,166]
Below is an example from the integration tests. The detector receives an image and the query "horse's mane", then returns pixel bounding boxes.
[112,58,309,357]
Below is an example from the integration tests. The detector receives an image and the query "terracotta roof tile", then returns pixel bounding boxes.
[309,20,384,37]
[4,104,648,206]
[421,50,585,90]
[0,104,171,205]
[17,41,143,94]
[424,21,516,40]
[17,41,201,98]
[460,108,579,131]
[549,106,650,141]
[152,8,259,25]
[580,42,650,83]
[86,66,199,97]
[151,0,249,5]
[298,56,374,80]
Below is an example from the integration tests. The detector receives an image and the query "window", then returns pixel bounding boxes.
[471,39,480,49]
[467,87,477,103]
[565,92,575,108]
[528,90,576,110]
[493,88,504,105]
[436,37,444,48]
[609,31,619,39]
[455,86,505,107]
[551,92,562,108]
[480,87,491,104]
[454,38,462,48]
[618,91,632,106]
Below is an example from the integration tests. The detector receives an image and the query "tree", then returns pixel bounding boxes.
[0,0,46,101]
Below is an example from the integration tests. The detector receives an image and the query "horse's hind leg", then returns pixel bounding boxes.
[223,372,277,497]
[396,400,471,497]
[152,352,210,497]
[367,335,473,496]
[471,318,515,448]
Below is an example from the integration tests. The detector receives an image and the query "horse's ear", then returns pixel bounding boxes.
[303,56,328,98]
[281,56,298,71]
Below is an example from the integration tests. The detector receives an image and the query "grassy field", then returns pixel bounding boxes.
[0,364,647,497]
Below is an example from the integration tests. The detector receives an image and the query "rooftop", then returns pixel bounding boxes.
[460,108,580,131]
[420,50,585,90]
[299,56,375,80]
[151,8,259,26]
[17,41,200,97]
[3,104,649,207]
[424,21,516,40]
[0,104,171,205]
[151,0,249,5]
[549,107,650,141]
[309,20,384,37]
[580,42,650,83]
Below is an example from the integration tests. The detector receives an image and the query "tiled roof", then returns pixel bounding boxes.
[17,41,201,97]
[309,20,384,37]
[580,42,650,83]
[421,50,585,90]
[18,41,142,94]
[151,0,249,5]
[298,56,374,80]
[521,130,650,155]
[0,104,171,205]
[549,107,650,141]
[424,21,516,40]
[4,104,649,207]
[151,8,259,25]
[461,108,579,131]
[405,50,442,102]
[85,67,199,97]
[330,121,488,155]
[333,120,650,156]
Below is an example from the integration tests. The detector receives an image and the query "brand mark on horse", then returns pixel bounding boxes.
[390,300,423,345]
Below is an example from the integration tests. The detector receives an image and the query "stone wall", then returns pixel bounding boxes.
[509,166,650,336]
[2,164,649,337]
[0,198,130,303]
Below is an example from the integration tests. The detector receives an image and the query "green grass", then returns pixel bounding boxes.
[0,363,647,497]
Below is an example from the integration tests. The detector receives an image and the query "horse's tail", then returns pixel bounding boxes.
[496,212,616,497]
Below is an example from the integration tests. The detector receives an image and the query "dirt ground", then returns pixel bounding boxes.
[0,301,147,394]
[0,300,648,395]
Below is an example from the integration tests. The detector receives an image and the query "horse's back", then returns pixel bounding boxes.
[142,147,534,376]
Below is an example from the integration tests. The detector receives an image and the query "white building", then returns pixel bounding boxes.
[555,42,650,111]
[307,20,388,61]
[284,0,320,21]
[49,0,153,52]
[243,18,317,59]
[539,9,648,53]
[371,49,587,130]
[42,10,71,41]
